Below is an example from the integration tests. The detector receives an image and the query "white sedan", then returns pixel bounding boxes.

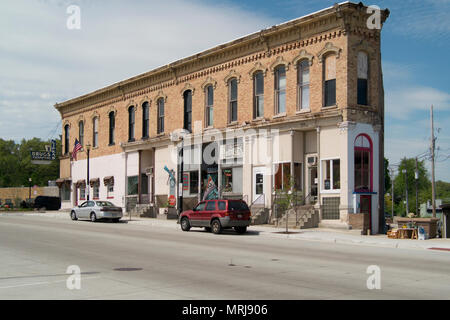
[70,200,123,222]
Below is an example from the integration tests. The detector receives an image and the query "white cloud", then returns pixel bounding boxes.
[0,0,275,141]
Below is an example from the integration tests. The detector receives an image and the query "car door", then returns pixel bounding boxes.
[86,201,96,218]
[191,202,206,227]
[204,200,217,226]
[76,201,88,218]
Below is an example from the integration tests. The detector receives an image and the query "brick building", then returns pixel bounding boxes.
[55,2,389,233]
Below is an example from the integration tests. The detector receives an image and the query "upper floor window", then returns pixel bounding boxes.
[274,65,286,114]
[324,54,336,107]
[297,60,310,110]
[64,124,69,155]
[109,111,115,145]
[128,106,135,141]
[78,121,84,146]
[205,85,214,127]
[229,78,238,123]
[93,117,99,147]
[142,102,149,138]
[157,98,165,134]
[357,51,369,105]
[354,134,372,192]
[253,72,264,119]
[183,90,192,133]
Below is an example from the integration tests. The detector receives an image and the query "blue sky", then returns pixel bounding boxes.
[0,0,449,181]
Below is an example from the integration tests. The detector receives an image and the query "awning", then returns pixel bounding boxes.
[56,178,71,188]
[76,179,86,188]
[89,178,100,187]
[103,176,114,186]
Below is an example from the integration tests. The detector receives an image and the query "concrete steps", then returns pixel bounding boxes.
[276,205,318,229]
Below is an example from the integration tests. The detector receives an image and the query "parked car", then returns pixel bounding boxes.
[179,199,251,234]
[70,200,123,222]
[34,196,61,210]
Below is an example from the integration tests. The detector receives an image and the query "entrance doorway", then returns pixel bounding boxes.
[308,166,318,202]
[253,167,265,204]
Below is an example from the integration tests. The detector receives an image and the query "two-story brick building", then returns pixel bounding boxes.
[55,2,389,233]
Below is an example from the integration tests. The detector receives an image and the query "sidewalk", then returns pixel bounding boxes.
[13,211,450,251]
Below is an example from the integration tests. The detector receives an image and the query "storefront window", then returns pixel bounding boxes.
[221,167,242,194]
[127,176,138,195]
[274,163,302,190]
[190,171,199,194]
[322,159,340,191]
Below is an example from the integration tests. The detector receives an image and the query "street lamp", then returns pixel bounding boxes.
[402,168,408,216]
[28,177,32,201]
[86,143,91,201]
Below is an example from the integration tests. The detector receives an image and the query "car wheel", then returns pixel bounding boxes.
[211,219,222,234]
[181,217,191,231]
[90,212,97,222]
[204,227,212,232]
[40,206,46,212]
[70,211,78,221]
[234,226,247,234]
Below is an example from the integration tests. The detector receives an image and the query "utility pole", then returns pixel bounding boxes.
[402,167,408,216]
[431,105,436,218]
[415,157,419,215]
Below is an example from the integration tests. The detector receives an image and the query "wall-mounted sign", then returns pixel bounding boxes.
[30,139,56,164]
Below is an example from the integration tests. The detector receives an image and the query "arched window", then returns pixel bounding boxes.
[64,124,70,155]
[228,78,238,123]
[183,90,192,132]
[253,71,264,119]
[157,98,165,134]
[205,85,214,127]
[93,117,99,147]
[357,51,369,105]
[324,54,336,107]
[78,121,84,146]
[128,106,135,141]
[142,102,149,138]
[297,60,310,110]
[109,111,115,145]
[274,65,286,114]
[354,134,372,192]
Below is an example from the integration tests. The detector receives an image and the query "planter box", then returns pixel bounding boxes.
[395,217,440,239]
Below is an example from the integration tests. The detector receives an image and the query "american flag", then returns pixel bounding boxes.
[72,139,83,161]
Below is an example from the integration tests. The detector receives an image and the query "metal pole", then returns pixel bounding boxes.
[403,168,408,216]
[179,138,184,216]
[87,148,90,201]
[391,168,394,219]
[415,157,419,215]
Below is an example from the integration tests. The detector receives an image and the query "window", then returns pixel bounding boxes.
[78,121,84,146]
[322,159,340,191]
[61,184,70,201]
[324,54,336,107]
[195,202,206,211]
[127,176,138,195]
[109,111,115,145]
[157,98,164,134]
[221,167,243,194]
[206,201,216,211]
[183,90,192,132]
[142,102,149,138]
[205,85,214,127]
[190,171,199,194]
[274,65,286,114]
[128,106,135,141]
[218,201,226,210]
[64,124,69,154]
[107,185,114,198]
[93,117,99,147]
[253,72,264,118]
[274,163,302,190]
[93,185,99,199]
[357,51,368,105]
[228,78,238,123]
[298,60,310,110]
[354,134,372,191]
[79,187,86,200]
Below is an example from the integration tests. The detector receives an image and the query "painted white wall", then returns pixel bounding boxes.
[70,152,126,209]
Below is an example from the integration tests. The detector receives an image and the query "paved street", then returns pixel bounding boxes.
[1,213,450,300]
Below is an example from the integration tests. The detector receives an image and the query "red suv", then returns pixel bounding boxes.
[179,199,251,234]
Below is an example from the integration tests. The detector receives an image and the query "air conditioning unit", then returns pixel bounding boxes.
[307,156,317,166]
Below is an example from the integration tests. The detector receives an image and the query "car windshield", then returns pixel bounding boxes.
[228,201,249,211]
[95,201,115,207]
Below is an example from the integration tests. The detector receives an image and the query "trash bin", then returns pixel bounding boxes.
[418,226,426,240]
